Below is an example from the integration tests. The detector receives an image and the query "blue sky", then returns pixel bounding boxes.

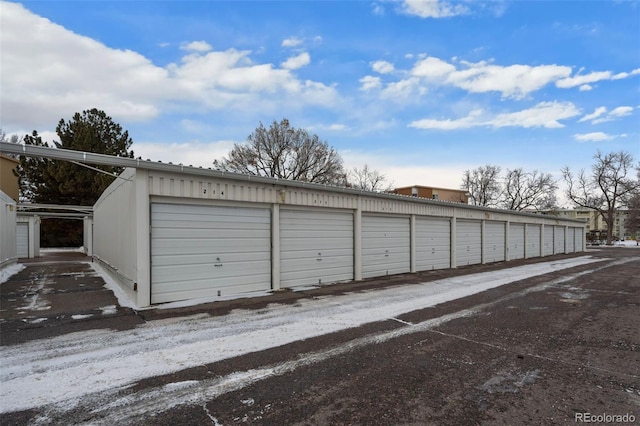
[1,0,639,203]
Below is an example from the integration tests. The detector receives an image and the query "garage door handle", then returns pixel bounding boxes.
[316,258,323,261]
[214,264,223,267]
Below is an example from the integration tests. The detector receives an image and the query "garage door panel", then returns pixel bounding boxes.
[554,226,565,254]
[16,223,29,258]
[151,203,271,304]
[544,227,554,256]
[509,223,525,260]
[363,215,410,278]
[153,261,271,282]
[485,222,506,263]
[456,220,482,266]
[566,228,575,252]
[527,225,541,258]
[280,209,354,288]
[574,228,584,251]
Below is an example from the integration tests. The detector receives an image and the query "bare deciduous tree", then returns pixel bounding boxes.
[213,118,346,185]
[562,151,639,245]
[461,165,502,207]
[503,168,558,211]
[348,164,392,192]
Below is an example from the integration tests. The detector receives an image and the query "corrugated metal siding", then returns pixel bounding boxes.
[280,209,354,287]
[527,225,541,258]
[362,215,410,278]
[93,169,138,287]
[456,220,482,266]
[543,226,554,256]
[415,216,451,271]
[484,221,506,263]
[0,192,17,266]
[509,223,526,260]
[16,222,28,258]
[150,203,271,303]
[554,226,566,254]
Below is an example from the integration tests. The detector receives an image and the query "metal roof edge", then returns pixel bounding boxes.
[0,142,585,224]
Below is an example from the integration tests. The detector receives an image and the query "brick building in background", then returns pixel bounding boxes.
[390,185,469,204]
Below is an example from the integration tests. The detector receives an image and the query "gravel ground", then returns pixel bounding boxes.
[1,248,638,425]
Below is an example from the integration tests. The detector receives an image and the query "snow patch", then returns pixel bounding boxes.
[71,314,93,320]
[0,263,25,284]
[90,262,139,310]
[0,256,620,414]
[100,305,117,315]
[163,380,199,391]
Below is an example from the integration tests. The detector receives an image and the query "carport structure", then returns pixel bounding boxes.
[0,142,586,307]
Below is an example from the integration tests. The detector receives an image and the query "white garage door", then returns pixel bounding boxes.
[280,209,353,288]
[566,227,575,253]
[527,225,541,258]
[554,226,565,254]
[415,216,451,271]
[574,228,584,251]
[484,221,505,263]
[543,226,554,256]
[151,203,271,304]
[362,215,410,278]
[16,222,29,258]
[509,223,525,260]
[456,220,482,266]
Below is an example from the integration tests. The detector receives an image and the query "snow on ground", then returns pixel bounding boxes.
[0,256,612,414]
[0,263,25,284]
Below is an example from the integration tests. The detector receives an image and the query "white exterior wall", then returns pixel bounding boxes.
[94,168,586,307]
[93,168,150,306]
[0,190,17,267]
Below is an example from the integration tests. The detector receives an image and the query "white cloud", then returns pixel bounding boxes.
[412,56,456,80]
[374,55,640,101]
[409,109,485,130]
[557,68,640,88]
[491,102,580,128]
[401,0,469,18]
[448,61,571,99]
[578,106,634,124]
[282,37,303,48]
[609,106,634,118]
[579,107,607,122]
[281,52,311,70]
[371,60,395,74]
[573,132,614,142]
[180,41,212,53]
[359,75,382,91]
[409,102,580,130]
[381,77,422,100]
[0,3,339,132]
[408,56,571,99]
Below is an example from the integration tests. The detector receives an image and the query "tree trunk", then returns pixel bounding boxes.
[605,210,615,245]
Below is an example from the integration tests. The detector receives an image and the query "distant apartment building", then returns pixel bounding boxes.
[542,207,636,241]
[0,155,20,202]
[391,185,469,204]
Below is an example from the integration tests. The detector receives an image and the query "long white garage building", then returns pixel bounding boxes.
[92,166,585,307]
